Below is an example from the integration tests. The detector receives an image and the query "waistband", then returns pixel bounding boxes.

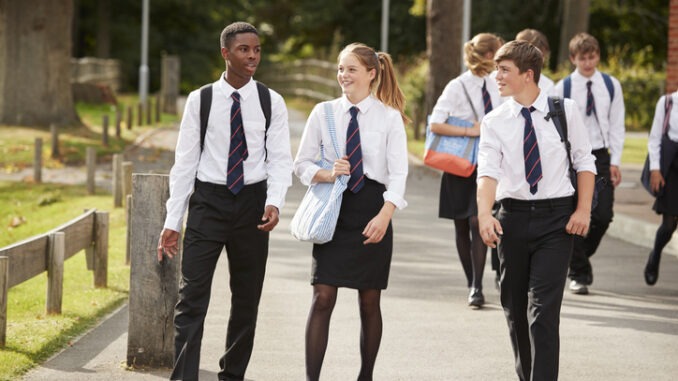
[194,178,266,196]
[500,196,574,211]
[592,148,610,157]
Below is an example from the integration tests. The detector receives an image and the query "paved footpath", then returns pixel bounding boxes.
[19,109,678,380]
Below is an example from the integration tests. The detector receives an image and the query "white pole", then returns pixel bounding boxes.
[139,0,150,103]
[461,0,471,70]
[381,0,390,53]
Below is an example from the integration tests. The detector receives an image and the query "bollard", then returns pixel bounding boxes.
[155,95,161,123]
[112,154,123,208]
[86,147,96,195]
[137,103,143,127]
[0,256,8,348]
[102,115,109,146]
[127,106,133,130]
[115,108,122,138]
[50,124,59,159]
[146,100,152,125]
[93,211,109,288]
[34,138,42,183]
[46,232,65,315]
[127,174,179,368]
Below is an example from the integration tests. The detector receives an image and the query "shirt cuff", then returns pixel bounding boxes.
[300,165,321,186]
[164,216,184,233]
[384,190,408,210]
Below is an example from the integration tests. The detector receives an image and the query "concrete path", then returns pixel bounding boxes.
[18,109,678,380]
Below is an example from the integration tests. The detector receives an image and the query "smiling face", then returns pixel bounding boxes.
[221,32,260,88]
[494,59,531,98]
[570,50,600,78]
[337,53,376,104]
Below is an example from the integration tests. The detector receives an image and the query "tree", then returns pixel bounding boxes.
[0,0,81,127]
[426,0,463,115]
[557,0,591,66]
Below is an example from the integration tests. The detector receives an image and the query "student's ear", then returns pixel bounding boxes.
[368,68,376,81]
[525,69,534,83]
[569,54,577,66]
[221,47,229,61]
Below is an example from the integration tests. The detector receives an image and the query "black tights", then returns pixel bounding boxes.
[653,214,678,260]
[454,216,488,289]
[305,285,382,381]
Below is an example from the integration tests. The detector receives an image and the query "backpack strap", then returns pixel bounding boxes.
[547,96,575,173]
[199,81,272,158]
[199,84,213,153]
[563,76,571,99]
[601,72,614,101]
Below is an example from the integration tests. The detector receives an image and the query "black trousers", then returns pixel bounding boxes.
[170,180,269,381]
[569,149,614,284]
[497,197,574,381]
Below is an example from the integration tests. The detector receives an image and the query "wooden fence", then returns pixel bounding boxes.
[0,209,109,347]
[259,58,340,102]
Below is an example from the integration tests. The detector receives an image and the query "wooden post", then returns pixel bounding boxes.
[127,105,133,130]
[0,256,8,348]
[115,108,122,138]
[102,115,109,146]
[50,124,59,159]
[146,100,152,125]
[112,154,123,208]
[127,174,179,368]
[93,211,109,288]
[155,95,161,123]
[46,232,65,315]
[125,194,132,265]
[86,147,96,195]
[34,138,42,183]
[161,54,180,115]
[137,103,143,127]
[122,161,133,207]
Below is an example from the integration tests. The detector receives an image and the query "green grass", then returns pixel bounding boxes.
[0,182,130,380]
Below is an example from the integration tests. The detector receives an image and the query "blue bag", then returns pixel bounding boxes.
[423,116,478,177]
[290,102,349,244]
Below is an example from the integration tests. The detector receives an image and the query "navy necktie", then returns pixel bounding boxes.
[521,106,542,195]
[227,91,248,194]
[482,79,493,115]
[586,80,596,117]
[346,106,364,193]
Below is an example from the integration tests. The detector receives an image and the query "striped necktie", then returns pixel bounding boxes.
[586,80,596,117]
[521,106,542,195]
[482,79,493,115]
[346,106,365,193]
[227,91,248,194]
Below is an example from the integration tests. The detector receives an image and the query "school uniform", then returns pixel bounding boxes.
[648,92,678,215]
[164,75,293,381]
[430,70,502,219]
[554,69,625,285]
[294,95,408,289]
[478,90,596,381]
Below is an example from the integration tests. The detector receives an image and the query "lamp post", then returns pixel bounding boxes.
[138,0,149,104]
[381,0,390,53]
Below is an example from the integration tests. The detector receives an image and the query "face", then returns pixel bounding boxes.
[221,32,261,84]
[494,59,531,98]
[337,53,376,103]
[570,51,599,78]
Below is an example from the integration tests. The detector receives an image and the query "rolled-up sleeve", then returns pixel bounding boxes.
[566,100,597,174]
[477,116,502,182]
[294,104,324,185]
[384,113,408,209]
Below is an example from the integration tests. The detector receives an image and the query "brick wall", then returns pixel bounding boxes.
[668,0,678,92]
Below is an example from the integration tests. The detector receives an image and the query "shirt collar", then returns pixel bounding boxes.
[217,72,255,101]
[507,89,549,117]
[340,94,376,115]
[571,68,600,81]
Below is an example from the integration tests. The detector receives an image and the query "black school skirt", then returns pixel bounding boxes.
[439,170,478,220]
[654,148,678,215]
[312,178,393,290]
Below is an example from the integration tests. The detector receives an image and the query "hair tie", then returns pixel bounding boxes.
[375,52,380,61]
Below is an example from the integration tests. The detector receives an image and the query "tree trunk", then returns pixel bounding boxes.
[557,0,591,67]
[0,0,81,127]
[96,0,111,58]
[426,0,463,117]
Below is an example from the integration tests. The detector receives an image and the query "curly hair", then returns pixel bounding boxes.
[463,33,503,77]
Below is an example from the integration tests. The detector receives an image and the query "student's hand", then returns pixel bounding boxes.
[610,165,622,188]
[650,170,665,194]
[157,228,180,261]
[332,157,351,179]
[363,203,395,244]
[478,213,502,249]
[467,122,481,137]
[257,205,279,231]
[566,209,590,237]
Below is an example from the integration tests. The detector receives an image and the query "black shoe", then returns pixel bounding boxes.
[468,288,484,308]
[644,250,660,286]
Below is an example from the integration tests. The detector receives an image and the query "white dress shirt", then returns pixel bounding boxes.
[554,69,626,166]
[648,92,678,170]
[294,95,408,209]
[430,70,502,124]
[164,75,293,231]
[538,74,555,96]
[478,90,597,201]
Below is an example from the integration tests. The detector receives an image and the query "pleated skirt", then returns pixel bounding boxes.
[438,170,478,220]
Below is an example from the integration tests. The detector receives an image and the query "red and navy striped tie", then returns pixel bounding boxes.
[482,79,493,115]
[586,80,596,117]
[227,91,248,194]
[346,106,364,193]
[521,106,542,195]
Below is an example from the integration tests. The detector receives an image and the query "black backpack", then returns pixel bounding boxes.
[198,81,272,158]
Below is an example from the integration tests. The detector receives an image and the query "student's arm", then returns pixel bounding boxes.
[648,96,666,193]
[607,78,626,187]
[566,99,596,236]
[477,176,502,248]
[566,171,594,236]
[430,121,480,137]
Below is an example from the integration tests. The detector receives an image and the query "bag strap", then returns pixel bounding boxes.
[459,80,480,121]
[663,93,674,135]
[199,81,272,158]
[323,102,341,159]
[547,96,575,174]
[563,74,614,101]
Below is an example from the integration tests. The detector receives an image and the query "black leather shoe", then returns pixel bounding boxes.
[644,251,660,286]
[468,288,484,308]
